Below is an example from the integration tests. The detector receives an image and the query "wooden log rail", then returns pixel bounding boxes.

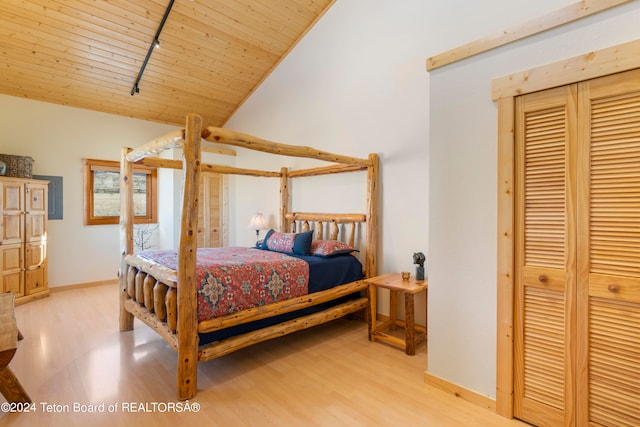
[287,164,367,177]
[125,265,178,334]
[135,157,282,178]
[124,254,177,287]
[135,156,367,179]
[285,212,366,248]
[125,130,185,162]
[123,298,179,352]
[205,127,371,167]
[125,125,371,175]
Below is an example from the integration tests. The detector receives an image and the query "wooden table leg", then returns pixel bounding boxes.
[389,290,398,330]
[404,293,416,355]
[425,289,428,335]
[368,283,377,341]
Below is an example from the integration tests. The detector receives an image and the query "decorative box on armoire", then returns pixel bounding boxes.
[1,177,49,304]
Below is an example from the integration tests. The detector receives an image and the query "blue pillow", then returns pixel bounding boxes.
[293,230,314,255]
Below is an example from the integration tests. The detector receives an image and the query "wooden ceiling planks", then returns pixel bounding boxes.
[0,0,334,126]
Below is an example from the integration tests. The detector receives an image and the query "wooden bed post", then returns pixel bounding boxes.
[366,153,379,278]
[279,167,289,232]
[119,147,134,331]
[177,113,202,400]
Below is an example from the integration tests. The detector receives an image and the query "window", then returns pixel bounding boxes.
[83,159,157,225]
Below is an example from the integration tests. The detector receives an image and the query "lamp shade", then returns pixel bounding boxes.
[248,213,268,230]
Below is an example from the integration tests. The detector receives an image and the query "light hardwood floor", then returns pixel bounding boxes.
[2,284,526,427]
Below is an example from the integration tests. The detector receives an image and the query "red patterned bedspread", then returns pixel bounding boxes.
[138,247,309,322]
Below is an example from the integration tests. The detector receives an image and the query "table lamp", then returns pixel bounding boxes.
[248,213,268,245]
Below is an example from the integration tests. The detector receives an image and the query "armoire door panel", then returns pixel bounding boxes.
[26,213,47,242]
[2,270,23,296]
[576,68,640,427]
[1,244,23,273]
[2,213,23,244]
[26,185,46,212]
[2,181,23,212]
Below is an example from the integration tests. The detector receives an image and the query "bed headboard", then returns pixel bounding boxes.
[285,212,365,248]
[285,211,372,277]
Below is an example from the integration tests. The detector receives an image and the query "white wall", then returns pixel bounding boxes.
[226,0,435,323]
[224,0,640,400]
[0,95,176,286]
[427,1,640,399]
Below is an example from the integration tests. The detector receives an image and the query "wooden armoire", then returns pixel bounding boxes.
[0,177,49,304]
[514,68,640,426]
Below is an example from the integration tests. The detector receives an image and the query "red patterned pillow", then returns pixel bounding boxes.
[262,229,314,255]
[310,240,358,257]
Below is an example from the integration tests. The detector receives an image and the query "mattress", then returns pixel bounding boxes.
[137,247,363,323]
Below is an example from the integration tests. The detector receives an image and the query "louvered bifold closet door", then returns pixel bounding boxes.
[576,69,640,427]
[515,86,577,426]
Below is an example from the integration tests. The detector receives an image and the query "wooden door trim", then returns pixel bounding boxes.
[493,39,640,101]
[495,39,640,419]
[496,96,515,417]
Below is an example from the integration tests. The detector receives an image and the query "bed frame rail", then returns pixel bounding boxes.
[198,296,368,362]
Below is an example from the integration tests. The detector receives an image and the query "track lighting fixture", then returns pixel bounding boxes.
[130,0,174,96]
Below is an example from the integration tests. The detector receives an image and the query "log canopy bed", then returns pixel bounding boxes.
[119,113,379,399]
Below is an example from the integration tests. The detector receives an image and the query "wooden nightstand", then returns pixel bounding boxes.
[366,273,428,355]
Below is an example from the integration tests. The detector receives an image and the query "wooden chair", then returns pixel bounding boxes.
[0,294,31,403]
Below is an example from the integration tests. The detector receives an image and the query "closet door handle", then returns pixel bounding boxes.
[607,284,620,293]
[538,275,548,284]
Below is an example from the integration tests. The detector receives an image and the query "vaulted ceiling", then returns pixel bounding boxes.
[0,0,334,126]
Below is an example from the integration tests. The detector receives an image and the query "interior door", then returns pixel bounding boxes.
[576,69,640,427]
[514,85,577,426]
[196,172,223,248]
